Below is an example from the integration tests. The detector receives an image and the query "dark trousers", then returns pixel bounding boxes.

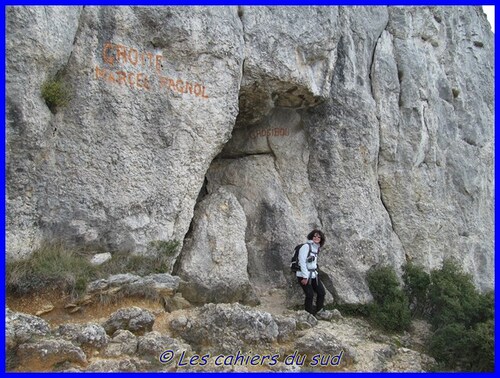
[298,276,326,315]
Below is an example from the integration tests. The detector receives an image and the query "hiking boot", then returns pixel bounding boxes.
[315,308,332,320]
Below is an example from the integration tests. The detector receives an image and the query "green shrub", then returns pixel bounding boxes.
[428,322,469,368]
[464,319,494,372]
[428,320,494,372]
[41,75,71,113]
[427,260,480,329]
[366,266,401,303]
[402,262,431,317]
[368,291,411,332]
[366,266,411,332]
[347,261,493,371]
[425,260,494,372]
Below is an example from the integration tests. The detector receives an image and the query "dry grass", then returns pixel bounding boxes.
[6,239,180,300]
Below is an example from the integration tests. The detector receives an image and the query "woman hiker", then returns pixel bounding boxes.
[296,229,329,319]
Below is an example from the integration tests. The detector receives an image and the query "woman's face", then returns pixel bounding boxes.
[312,233,322,244]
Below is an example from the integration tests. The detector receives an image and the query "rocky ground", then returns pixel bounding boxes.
[6,273,436,372]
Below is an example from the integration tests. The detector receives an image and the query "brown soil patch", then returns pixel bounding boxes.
[7,290,165,326]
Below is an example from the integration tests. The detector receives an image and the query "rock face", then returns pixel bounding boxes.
[376,8,494,292]
[6,6,243,264]
[6,6,494,303]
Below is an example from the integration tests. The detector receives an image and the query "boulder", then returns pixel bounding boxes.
[87,273,180,302]
[177,187,258,305]
[54,323,110,349]
[137,331,191,358]
[294,328,355,366]
[171,303,279,354]
[102,330,138,358]
[6,309,51,348]
[90,252,112,265]
[102,307,155,336]
[16,338,87,371]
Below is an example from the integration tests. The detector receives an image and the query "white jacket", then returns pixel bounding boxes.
[296,240,320,279]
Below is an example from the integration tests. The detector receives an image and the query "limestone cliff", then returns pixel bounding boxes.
[6,6,494,303]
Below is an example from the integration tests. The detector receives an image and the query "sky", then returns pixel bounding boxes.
[483,5,495,32]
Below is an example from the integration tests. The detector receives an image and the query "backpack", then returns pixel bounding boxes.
[290,243,311,273]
